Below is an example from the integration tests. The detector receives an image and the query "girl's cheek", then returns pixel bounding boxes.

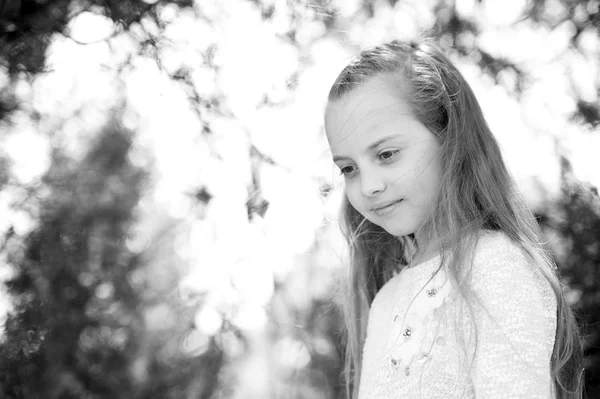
[346,188,362,210]
[345,179,357,193]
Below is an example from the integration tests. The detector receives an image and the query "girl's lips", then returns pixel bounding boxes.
[372,200,402,216]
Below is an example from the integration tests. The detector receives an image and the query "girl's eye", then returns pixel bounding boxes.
[378,150,400,161]
[339,166,355,176]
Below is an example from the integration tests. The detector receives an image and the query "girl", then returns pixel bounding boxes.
[324,40,584,398]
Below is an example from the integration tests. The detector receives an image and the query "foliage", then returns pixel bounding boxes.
[0,119,146,397]
[0,119,223,398]
[539,157,600,396]
[0,0,193,74]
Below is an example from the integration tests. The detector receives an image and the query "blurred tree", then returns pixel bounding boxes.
[538,157,600,397]
[429,0,600,126]
[0,118,147,398]
[0,117,223,398]
[0,0,193,75]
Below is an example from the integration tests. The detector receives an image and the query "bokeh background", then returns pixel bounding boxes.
[0,0,599,398]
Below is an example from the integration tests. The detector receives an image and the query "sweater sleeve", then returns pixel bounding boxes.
[466,235,556,398]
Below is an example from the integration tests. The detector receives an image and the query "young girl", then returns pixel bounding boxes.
[324,40,584,398]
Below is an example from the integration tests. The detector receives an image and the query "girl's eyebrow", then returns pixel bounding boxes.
[332,134,401,163]
[332,154,350,163]
[367,134,401,151]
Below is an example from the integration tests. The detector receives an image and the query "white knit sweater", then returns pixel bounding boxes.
[358,231,557,399]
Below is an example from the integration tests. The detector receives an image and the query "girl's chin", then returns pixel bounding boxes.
[386,229,412,238]
[372,221,413,238]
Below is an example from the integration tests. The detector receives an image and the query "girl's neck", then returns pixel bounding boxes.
[411,230,439,267]
[410,245,439,267]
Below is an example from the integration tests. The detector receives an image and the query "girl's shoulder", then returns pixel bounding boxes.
[472,230,531,270]
[468,230,554,303]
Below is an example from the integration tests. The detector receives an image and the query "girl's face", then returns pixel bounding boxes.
[325,76,442,246]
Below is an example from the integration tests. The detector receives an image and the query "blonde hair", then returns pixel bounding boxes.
[328,39,584,399]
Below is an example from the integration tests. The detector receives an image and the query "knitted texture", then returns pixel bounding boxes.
[358,231,557,399]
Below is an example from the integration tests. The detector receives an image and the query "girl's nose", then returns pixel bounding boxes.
[360,169,386,197]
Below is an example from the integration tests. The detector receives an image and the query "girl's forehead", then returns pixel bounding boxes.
[325,78,410,119]
[325,77,414,137]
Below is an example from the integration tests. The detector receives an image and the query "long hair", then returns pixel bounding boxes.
[328,39,584,399]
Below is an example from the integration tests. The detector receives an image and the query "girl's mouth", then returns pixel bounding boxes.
[372,200,402,216]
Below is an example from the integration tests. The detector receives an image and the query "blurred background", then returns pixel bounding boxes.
[0,0,598,398]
